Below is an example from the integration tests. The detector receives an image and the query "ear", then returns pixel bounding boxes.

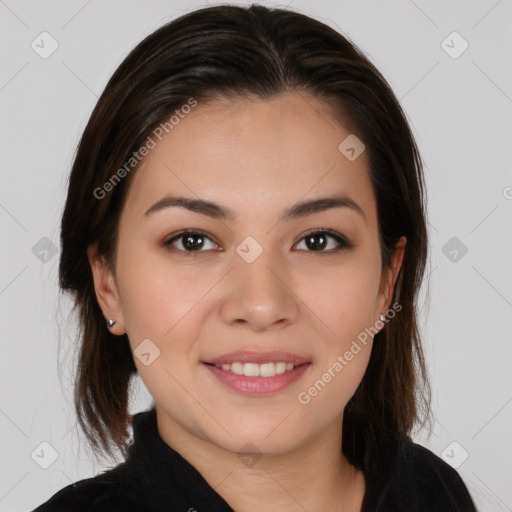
[375,236,406,321]
[87,242,126,335]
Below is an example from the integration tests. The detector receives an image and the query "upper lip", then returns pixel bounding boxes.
[203,350,311,366]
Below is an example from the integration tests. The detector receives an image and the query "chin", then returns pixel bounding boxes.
[209,421,309,457]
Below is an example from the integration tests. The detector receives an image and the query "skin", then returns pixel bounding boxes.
[88,92,406,511]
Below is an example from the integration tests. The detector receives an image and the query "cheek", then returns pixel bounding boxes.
[299,271,377,415]
[115,250,206,401]
[300,257,381,337]
[296,254,380,399]
[115,247,208,345]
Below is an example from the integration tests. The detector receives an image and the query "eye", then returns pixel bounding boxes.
[164,230,220,253]
[294,228,352,253]
[163,228,352,255]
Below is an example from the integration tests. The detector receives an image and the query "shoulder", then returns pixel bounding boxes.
[31,464,152,512]
[375,436,477,511]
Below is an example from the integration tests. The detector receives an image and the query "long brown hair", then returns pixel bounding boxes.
[59,3,431,466]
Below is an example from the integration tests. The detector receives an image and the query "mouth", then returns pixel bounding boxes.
[201,350,312,396]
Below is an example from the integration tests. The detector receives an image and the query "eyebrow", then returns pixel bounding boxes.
[143,194,366,223]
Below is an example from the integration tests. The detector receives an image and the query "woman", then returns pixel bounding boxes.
[33,4,477,511]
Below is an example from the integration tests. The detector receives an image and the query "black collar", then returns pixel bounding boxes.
[124,407,235,511]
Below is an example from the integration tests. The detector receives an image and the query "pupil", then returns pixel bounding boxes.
[184,234,203,250]
[307,233,326,250]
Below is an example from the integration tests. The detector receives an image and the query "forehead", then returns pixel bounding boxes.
[121,92,375,224]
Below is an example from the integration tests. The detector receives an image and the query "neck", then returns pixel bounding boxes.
[156,406,366,512]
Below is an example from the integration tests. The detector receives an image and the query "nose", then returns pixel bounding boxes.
[220,247,299,332]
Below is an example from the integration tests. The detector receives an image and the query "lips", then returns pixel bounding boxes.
[202,350,311,366]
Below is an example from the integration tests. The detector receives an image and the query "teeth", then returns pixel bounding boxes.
[215,362,297,377]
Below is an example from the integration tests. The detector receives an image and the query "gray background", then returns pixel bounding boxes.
[1,0,511,510]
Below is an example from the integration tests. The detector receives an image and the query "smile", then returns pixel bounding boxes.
[203,361,311,396]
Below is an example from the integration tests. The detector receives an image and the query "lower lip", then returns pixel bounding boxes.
[203,363,311,396]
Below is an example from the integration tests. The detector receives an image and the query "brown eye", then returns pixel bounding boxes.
[164,230,219,252]
[294,229,351,252]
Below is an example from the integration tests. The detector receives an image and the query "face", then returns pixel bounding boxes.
[89,92,405,456]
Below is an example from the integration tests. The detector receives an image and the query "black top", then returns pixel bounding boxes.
[32,408,477,511]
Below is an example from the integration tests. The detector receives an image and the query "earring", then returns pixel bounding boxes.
[379,314,386,323]
[106,319,116,328]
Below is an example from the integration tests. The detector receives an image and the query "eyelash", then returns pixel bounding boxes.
[163,228,352,255]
